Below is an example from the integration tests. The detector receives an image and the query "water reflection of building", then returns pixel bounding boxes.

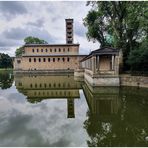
[82,81,120,117]
[15,74,81,118]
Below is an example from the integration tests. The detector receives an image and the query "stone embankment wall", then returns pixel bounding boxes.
[120,75,148,88]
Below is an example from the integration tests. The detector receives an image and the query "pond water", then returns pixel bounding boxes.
[0,70,148,147]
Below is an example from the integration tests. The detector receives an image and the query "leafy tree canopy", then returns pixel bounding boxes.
[24,36,48,44]
[0,53,13,68]
[84,1,148,71]
[127,38,148,72]
[15,36,48,57]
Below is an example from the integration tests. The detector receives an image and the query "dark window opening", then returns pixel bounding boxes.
[39,58,41,62]
[37,49,39,52]
[59,48,61,52]
[68,41,72,44]
[53,58,55,62]
[34,58,36,62]
[41,49,43,52]
[46,49,48,52]
[43,58,46,62]
[32,49,34,52]
[29,58,31,62]
[67,22,72,25]
[63,58,65,62]
[58,58,60,62]
[50,49,52,52]
[63,48,65,52]
[48,58,50,62]
[17,60,21,64]
[55,48,56,52]
[67,57,70,62]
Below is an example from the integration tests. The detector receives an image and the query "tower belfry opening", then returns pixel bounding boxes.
[65,19,73,44]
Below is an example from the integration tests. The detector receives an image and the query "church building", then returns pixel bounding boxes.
[13,19,85,72]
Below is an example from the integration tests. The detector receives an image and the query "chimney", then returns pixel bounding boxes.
[65,19,73,44]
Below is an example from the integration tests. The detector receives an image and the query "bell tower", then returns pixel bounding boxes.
[65,19,73,44]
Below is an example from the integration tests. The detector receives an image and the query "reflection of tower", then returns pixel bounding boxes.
[65,19,73,44]
[67,99,75,118]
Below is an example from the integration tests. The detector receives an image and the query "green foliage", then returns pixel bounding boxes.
[24,36,48,44]
[84,1,148,71]
[15,36,48,57]
[0,53,13,68]
[0,70,14,89]
[15,46,24,57]
[127,38,148,71]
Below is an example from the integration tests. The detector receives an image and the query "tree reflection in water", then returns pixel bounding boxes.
[13,73,148,146]
[83,83,148,147]
[0,70,14,89]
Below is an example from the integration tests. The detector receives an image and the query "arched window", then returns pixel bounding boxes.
[63,57,65,62]
[29,58,31,62]
[39,58,41,62]
[43,58,46,62]
[40,84,42,88]
[59,48,61,52]
[35,84,37,88]
[48,58,50,62]
[67,57,70,62]
[58,58,60,62]
[41,49,43,52]
[34,58,36,62]
[53,58,55,62]
[32,49,34,52]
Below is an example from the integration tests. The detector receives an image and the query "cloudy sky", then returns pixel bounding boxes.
[0,1,100,57]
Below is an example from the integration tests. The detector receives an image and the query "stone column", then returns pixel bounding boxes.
[97,56,99,71]
[112,55,114,70]
[92,56,96,74]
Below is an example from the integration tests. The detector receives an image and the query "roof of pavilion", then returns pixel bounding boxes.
[81,47,120,62]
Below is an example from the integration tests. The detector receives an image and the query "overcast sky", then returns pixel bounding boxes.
[0,1,100,57]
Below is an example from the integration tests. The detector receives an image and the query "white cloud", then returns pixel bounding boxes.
[0,1,100,56]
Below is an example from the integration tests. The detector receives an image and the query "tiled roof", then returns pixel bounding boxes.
[81,47,120,62]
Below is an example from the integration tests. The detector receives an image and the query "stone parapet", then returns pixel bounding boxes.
[120,75,148,88]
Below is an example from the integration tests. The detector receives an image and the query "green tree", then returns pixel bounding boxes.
[24,36,48,44]
[0,70,14,89]
[15,46,24,57]
[127,38,148,72]
[15,36,48,57]
[0,53,13,68]
[84,1,148,71]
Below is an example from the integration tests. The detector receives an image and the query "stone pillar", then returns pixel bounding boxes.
[97,56,99,71]
[92,56,96,74]
[112,55,114,70]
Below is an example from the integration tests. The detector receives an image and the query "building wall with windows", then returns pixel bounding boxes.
[14,44,82,71]
[13,19,86,72]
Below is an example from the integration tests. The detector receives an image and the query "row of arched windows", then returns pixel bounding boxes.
[33,91,74,96]
[29,57,70,62]
[30,82,71,88]
[32,48,70,53]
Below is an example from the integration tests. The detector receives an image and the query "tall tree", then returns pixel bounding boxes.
[15,36,48,57]
[84,1,148,70]
[24,36,48,44]
[0,53,13,68]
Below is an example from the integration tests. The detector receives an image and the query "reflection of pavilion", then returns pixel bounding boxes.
[82,81,120,117]
[15,74,81,118]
